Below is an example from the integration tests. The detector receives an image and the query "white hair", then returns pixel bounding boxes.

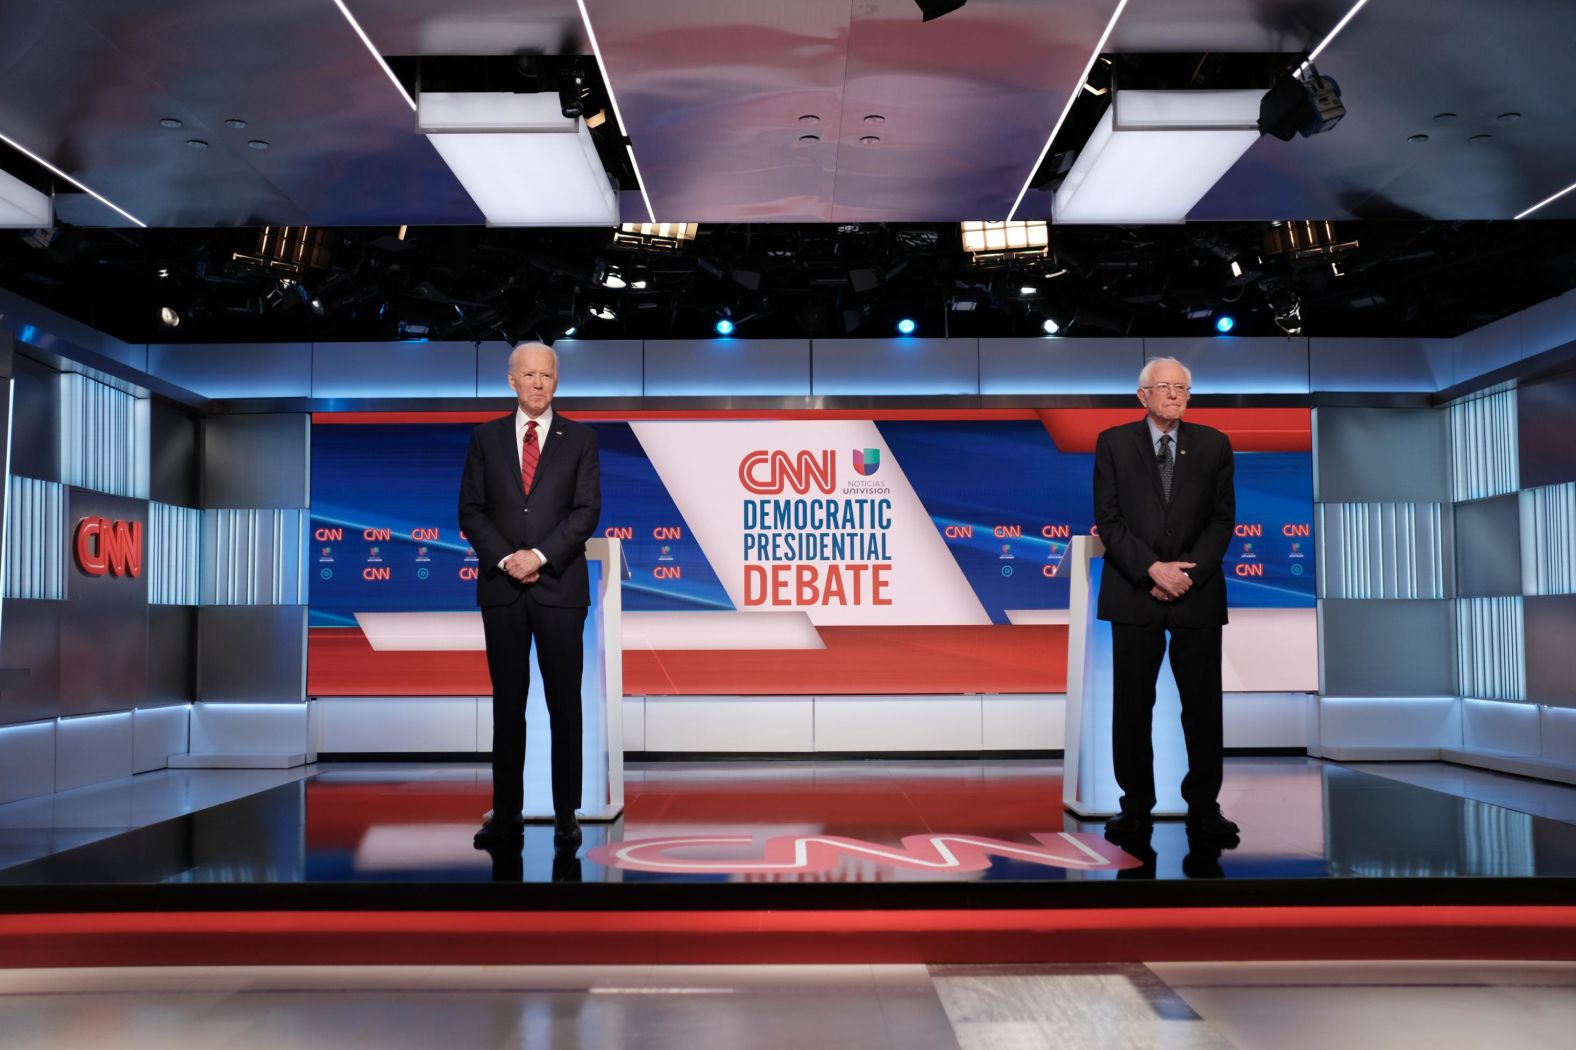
[507,341,559,374]
[1138,356,1192,389]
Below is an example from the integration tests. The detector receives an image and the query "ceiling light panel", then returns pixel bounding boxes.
[1053,89,1262,224]
[418,92,618,226]
[0,167,51,228]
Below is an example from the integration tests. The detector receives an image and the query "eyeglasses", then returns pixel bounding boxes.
[1143,383,1190,395]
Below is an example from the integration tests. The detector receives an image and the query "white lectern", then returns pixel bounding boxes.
[520,537,626,821]
[1062,534,1189,818]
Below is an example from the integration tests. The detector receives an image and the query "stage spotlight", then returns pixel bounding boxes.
[1042,317,1061,335]
[1215,315,1236,334]
[1259,65,1346,141]
[158,306,180,328]
[715,317,735,336]
[896,317,917,335]
[590,303,618,321]
[563,325,578,337]
[914,0,967,21]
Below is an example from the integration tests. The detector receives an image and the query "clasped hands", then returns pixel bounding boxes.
[502,549,543,584]
[1148,560,1196,603]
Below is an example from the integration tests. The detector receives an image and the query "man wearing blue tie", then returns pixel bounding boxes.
[459,342,601,849]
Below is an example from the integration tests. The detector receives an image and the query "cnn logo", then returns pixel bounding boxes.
[738,450,836,495]
[74,517,142,578]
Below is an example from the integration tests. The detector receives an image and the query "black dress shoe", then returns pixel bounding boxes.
[553,813,582,849]
[1105,809,1153,836]
[473,812,525,848]
[1185,806,1240,839]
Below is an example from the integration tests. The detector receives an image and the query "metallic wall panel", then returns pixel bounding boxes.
[1524,594,1576,709]
[63,488,149,606]
[148,501,203,605]
[350,0,586,56]
[481,339,645,399]
[812,337,978,396]
[201,414,308,509]
[1451,386,1518,501]
[1457,596,1525,702]
[1313,407,1450,504]
[1521,483,1576,596]
[831,0,1123,221]
[1315,501,1450,600]
[5,1,482,227]
[1518,369,1576,490]
[59,373,146,498]
[1453,314,1524,385]
[58,601,148,716]
[3,477,65,601]
[197,605,307,702]
[980,337,1144,395]
[9,355,61,484]
[1193,1,1576,220]
[1144,336,1310,394]
[0,599,62,727]
[1309,338,1453,393]
[147,604,196,705]
[148,342,313,400]
[149,397,198,507]
[1454,494,1521,598]
[645,339,810,397]
[201,508,308,606]
[1319,598,1457,697]
[312,341,480,399]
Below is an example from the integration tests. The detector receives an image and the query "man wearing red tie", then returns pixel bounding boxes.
[459,342,601,849]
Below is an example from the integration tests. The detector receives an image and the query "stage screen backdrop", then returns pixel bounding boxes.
[307,409,1313,696]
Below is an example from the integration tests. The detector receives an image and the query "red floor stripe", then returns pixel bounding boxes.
[4,907,1573,967]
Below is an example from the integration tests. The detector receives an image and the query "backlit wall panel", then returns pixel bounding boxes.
[2,476,64,601]
[59,373,147,498]
[1522,482,1576,596]
[201,508,307,606]
[1451,386,1518,501]
[148,501,202,606]
[1457,596,1525,701]
[1316,502,1449,600]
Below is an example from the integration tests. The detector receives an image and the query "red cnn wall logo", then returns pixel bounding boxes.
[74,517,143,578]
[738,450,837,494]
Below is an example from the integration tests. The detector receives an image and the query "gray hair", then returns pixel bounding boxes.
[1138,356,1192,389]
[507,341,559,374]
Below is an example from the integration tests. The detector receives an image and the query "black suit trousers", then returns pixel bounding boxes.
[481,594,588,819]
[1109,620,1224,814]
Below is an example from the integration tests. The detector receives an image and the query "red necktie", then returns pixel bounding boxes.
[520,419,540,495]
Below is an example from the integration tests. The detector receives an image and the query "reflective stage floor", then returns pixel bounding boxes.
[2,757,1575,905]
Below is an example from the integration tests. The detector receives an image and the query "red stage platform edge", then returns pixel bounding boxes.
[4,906,1573,968]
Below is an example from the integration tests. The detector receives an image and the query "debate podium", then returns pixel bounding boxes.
[1062,534,1189,818]
[518,537,627,822]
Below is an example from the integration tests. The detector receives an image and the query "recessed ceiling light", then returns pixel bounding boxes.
[1432,112,1456,123]
[859,135,881,145]
[1497,112,1522,124]
[799,114,821,125]
[186,139,209,149]
[797,134,820,144]
[248,140,270,150]
[224,118,248,129]
[159,117,183,129]
[863,115,885,124]
[1470,133,1492,142]
[1407,134,1429,143]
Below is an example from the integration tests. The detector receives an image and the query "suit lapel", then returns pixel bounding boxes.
[1170,421,1196,504]
[526,416,569,501]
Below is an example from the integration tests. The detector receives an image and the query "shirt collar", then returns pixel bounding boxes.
[1146,415,1178,448]
[516,405,553,437]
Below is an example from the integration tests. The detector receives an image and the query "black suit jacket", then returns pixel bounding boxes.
[458,411,601,608]
[1092,418,1235,627]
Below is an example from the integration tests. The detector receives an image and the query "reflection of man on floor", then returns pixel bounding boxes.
[459,342,601,850]
[1093,356,1239,844]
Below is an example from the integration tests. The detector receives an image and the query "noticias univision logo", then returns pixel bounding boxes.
[851,448,880,476]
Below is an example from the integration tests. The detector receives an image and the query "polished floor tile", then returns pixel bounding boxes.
[1150,961,1576,1050]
